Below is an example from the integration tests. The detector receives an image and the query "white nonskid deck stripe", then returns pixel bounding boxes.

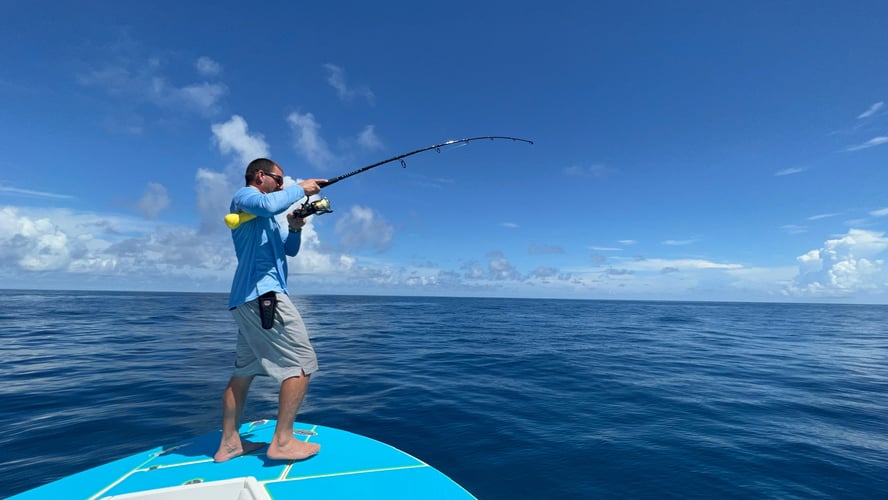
[138,458,216,470]
[265,463,429,484]
[88,454,159,500]
[278,424,319,479]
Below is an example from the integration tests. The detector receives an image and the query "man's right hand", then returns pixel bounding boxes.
[299,179,327,197]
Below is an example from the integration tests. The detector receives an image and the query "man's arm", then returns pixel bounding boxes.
[236,185,306,217]
[283,213,308,256]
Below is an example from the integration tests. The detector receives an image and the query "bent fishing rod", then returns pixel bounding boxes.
[225,135,533,229]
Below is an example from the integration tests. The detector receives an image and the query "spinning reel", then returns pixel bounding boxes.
[291,197,333,219]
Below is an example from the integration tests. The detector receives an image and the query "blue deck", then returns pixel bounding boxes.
[11,420,474,499]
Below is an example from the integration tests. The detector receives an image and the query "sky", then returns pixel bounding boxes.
[2,1,888,303]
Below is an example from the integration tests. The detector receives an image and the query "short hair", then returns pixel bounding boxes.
[245,158,279,186]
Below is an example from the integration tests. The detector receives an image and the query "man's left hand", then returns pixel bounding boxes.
[287,212,307,231]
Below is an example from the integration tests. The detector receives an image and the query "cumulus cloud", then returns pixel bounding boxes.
[211,115,271,167]
[195,169,234,234]
[0,208,72,271]
[790,229,888,297]
[175,82,228,115]
[334,205,393,251]
[195,56,222,77]
[462,262,485,280]
[201,115,275,235]
[283,219,356,275]
[486,251,522,280]
[529,244,565,255]
[605,268,633,276]
[459,252,526,282]
[530,266,559,278]
[357,125,383,150]
[0,206,234,283]
[136,182,171,219]
[78,36,228,119]
[287,111,336,170]
[324,63,375,105]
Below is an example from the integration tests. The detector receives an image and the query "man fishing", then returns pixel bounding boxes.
[214,136,531,463]
[214,158,327,463]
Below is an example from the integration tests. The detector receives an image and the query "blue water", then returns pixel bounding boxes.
[2,290,887,499]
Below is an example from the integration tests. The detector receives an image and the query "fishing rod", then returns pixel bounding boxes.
[224,135,533,229]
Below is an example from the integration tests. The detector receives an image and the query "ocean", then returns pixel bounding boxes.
[1,290,887,499]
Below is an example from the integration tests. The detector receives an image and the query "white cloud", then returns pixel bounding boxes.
[284,217,355,275]
[845,136,888,152]
[0,208,71,271]
[500,222,519,228]
[136,182,171,219]
[789,228,888,297]
[529,245,564,255]
[287,111,336,170]
[807,213,839,221]
[530,267,568,280]
[211,115,271,167]
[78,38,228,119]
[486,251,522,280]
[0,205,232,282]
[0,185,76,200]
[604,267,633,277]
[195,169,235,234]
[196,56,222,77]
[324,63,375,105]
[775,167,805,176]
[357,125,383,150]
[175,82,228,115]
[619,240,637,245]
[334,205,393,251]
[456,252,527,282]
[624,258,743,272]
[858,101,884,119]
[870,207,888,217]
[662,238,698,246]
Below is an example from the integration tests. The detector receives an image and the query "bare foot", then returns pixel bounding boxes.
[266,438,320,461]
[214,439,267,463]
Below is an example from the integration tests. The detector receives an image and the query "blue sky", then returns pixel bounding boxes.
[2,1,888,302]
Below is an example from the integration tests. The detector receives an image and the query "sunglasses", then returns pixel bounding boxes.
[264,171,284,186]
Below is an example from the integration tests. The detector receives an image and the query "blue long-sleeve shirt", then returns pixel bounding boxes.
[228,184,306,308]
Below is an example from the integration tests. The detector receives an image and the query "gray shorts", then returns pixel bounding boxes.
[230,292,318,382]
